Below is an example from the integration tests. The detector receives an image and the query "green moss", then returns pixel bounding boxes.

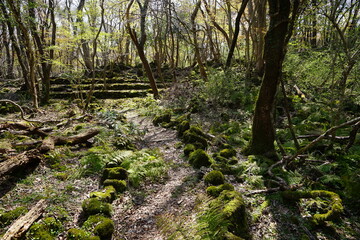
[90,186,116,203]
[219,148,237,158]
[228,157,238,165]
[102,167,128,182]
[225,231,245,240]
[215,190,249,239]
[188,149,212,168]
[153,113,172,126]
[82,198,112,217]
[67,228,100,240]
[26,217,62,240]
[211,162,234,175]
[183,131,208,149]
[184,144,196,156]
[177,120,190,137]
[83,215,114,240]
[282,190,344,225]
[206,183,235,197]
[204,170,225,186]
[103,179,127,193]
[0,206,28,228]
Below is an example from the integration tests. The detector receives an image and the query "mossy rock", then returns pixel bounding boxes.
[188,149,212,169]
[225,231,244,240]
[183,131,208,149]
[211,162,234,175]
[219,148,237,158]
[67,228,100,240]
[184,144,196,156]
[177,120,190,137]
[213,190,250,239]
[103,179,127,193]
[228,157,238,165]
[282,190,344,225]
[0,206,27,228]
[206,183,235,197]
[26,217,62,240]
[102,167,128,182]
[153,113,172,126]
[90,186,116,203]
[188,126,210,139]
[204,170,225,186]
[82,198,112,217]
[213,153,229,163]
[83,215,114,240]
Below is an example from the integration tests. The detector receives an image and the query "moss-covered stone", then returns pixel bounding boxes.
[83,215,114,240]
[183,131,208,149]
[219,148,237,158]
[211,163,234,175]
[228,157,238,165]
[204,170,225,186]
[206,183,235,197]
[0,206,27,228]
[177,120,190,137]
[103,179,127,193]
[184,144,196,156]
[213,153,229,163]
[26,217,62,240]
[188,149,212,168]
[102,167,128,182]
[90,186,116,203]
[224,231,244,240]
[82,198,112,217]
[213,190,250,239]
[67,228,100,240]
[153,113,171,126]
[282,190,344,225]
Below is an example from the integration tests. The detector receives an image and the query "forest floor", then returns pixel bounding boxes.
[1,83,360,239]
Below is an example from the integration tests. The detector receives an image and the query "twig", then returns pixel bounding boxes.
[0,99,42,124]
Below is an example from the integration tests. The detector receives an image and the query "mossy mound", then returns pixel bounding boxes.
[90,186,116,203]
[219,148,237,158]
[26,217,62,240]
[282,190,344,225]
[204,170,225,186]
[188,149,212,168]
[184,144,196,156]
[82,198,112,217]
[211,162,234,175]
[153,112,172,126]
[213,153,229,163]
[67,228,100,240]
[206,183,235,197]
[212,190,250,239]
[183,131,208,149]
[102,167,128,182]
[83,215,114,240]
[0,206,27,228]
[177,120,190,137]
[103,179,127,193]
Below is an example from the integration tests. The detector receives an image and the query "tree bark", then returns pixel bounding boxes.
[2,199,47,240]
[246,0,294,156]
[225,0,249,68]
[0,149,41,177]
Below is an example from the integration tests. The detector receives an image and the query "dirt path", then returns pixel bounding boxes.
[112,112,204,240]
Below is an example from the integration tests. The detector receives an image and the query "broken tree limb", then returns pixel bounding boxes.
[39,129,100,152]
[0,122,49,138]
[0,149,41,177]
[2,199,47,240]
[286,116,360,164]
[0,99,42,124]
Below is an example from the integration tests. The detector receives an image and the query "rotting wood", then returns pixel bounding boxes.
[39,129,100,152]
[0,149,41,177]
[2,199,47,240]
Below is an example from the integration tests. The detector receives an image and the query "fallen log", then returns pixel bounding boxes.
[2,199,47,240]
[39,129,100,152]
[0,149,41,177]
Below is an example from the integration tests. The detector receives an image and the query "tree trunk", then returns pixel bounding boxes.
[225,0,249,68]
[246,0,293,156]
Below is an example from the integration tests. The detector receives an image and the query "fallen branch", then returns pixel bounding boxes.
[39,129,100,152]
[0,149,41,177]
[0,99,42,124]
[286,116,360,164]
[0,122,49,138]
[2,199,47,240]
